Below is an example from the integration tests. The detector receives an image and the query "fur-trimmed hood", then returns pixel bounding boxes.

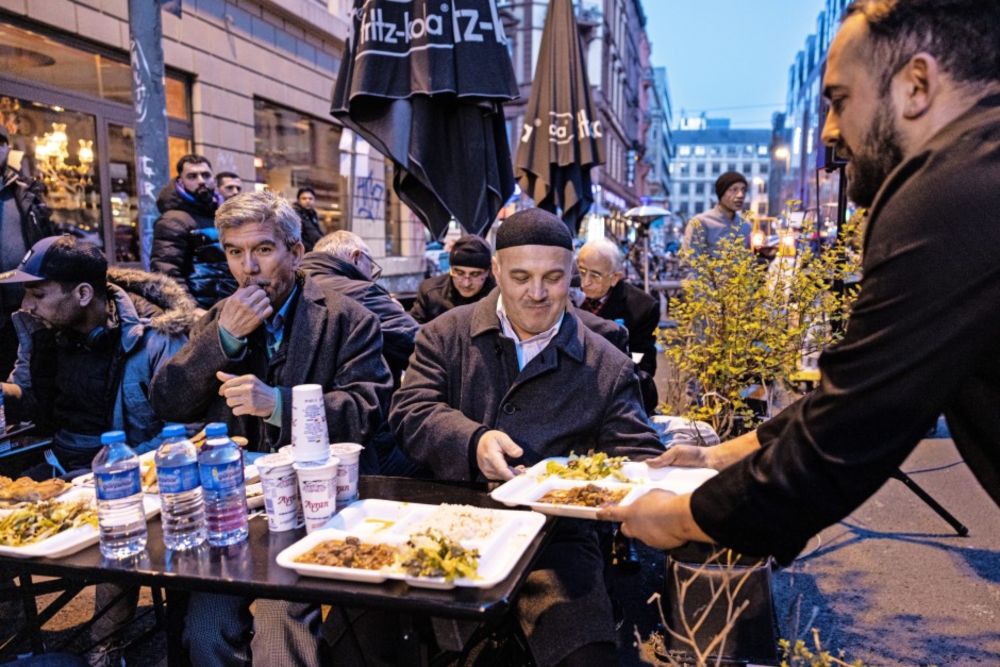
[108,267,199,336]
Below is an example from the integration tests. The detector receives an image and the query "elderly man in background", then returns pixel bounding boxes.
[151,190,392,666]
[300,230,418,387]
[410,235,495,323]
[389,208,663,666]
[577,238,659,381]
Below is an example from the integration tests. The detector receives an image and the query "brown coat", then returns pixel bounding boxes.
[150,275,392,462]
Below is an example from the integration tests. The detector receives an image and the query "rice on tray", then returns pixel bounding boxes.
[409,504,504,542]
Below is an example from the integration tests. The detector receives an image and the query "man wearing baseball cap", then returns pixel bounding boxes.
[410,234,496,323]
[0,234,196,664]
[682,170,753,256]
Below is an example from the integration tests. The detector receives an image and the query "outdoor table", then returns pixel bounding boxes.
[0,475,554,665]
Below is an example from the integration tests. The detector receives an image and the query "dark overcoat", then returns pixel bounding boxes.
[389,288,662,664]
[151,275,392,462]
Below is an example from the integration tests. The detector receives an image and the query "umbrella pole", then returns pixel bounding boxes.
[643,234,650,292]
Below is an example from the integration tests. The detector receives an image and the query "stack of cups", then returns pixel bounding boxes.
[256,451,303,532]
[290,384,338,533]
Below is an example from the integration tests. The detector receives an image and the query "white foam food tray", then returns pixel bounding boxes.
[489,457,718,519]
[0,486,161,559]
[275,498,546,590]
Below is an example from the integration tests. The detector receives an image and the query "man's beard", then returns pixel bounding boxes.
[845,102,905,208]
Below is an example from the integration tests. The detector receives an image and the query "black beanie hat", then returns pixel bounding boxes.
[449,235,492,270]
[495,208,573,252]
[715,171,748,200]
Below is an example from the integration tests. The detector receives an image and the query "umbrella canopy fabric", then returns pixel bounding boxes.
[331,0,519,239]
[514,0,604,234]
[624,204,670,219]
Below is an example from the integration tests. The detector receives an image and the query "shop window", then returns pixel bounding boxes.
[5,99,101,245]
[254,98,348,234]
[0,22,189,121]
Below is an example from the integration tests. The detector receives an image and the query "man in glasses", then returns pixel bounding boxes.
[577,238,659,406]
[410,235,495,323]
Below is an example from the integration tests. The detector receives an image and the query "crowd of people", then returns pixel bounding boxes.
[1,0,998,664]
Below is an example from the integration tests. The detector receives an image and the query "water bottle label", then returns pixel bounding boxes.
[157,463,200,494]
[200,460,244,492]
[95,469,141,500]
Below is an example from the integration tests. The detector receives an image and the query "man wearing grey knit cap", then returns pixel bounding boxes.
[682,170,752,256]
[387,208,663,665]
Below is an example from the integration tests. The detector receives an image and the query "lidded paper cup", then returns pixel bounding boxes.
[257,452,303,532]
[291,384,330,464]
[329,443,363,507]
[294,456,339,533]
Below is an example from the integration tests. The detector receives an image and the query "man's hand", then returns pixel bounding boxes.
[476,430,524,481]
[597,491,711,550]
[646,430,762,471]
[645,444,715,470]
[217,371,277,418]
[217,286,273,339]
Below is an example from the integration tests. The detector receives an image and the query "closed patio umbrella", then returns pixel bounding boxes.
[514,0,604,234]
[331,0,519,239]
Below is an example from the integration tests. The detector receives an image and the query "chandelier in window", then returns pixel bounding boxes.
[33,122,94,207]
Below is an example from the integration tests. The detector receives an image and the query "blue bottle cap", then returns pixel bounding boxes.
[100,430,126,445]
[614,318,626,327]
[205,422,228,437]
[161,424,186,438]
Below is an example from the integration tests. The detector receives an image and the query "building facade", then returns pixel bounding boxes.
[642,66,673,206]
[670,120,771,221]
[500,0,652,234]
[774,0,849,222]
[0,0,426,291]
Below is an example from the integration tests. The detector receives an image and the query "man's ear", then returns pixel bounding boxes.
[76,283,96,308]
[609,271,624,287]
[491,255,501,275]
[895,52,938,119]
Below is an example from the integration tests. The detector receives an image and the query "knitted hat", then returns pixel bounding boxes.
[449,235,492,270]
[715,171,748,200]
[495,208,573,252]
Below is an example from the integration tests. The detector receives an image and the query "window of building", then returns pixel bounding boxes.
[711,163,721,176]
[695,183,704,195]
[681,183,690,195]
[742,163,751,173]
[0,21,193,262]
[695,163,705,176]
[757,145,769,156]
[709,145,721,157]
[254,98,348,235]
[678,145,691,156]
[760,163,769,174]
[694,145,706,156]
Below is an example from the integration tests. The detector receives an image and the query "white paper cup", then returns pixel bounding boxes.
[291,384,330,464]
[294,456,339,533]
[257,452,303,532]
[329,443,363,507]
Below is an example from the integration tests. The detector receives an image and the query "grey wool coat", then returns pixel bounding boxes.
[389,288,662,665]
[150,275,392,460]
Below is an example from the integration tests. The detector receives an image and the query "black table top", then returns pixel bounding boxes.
[1,476,553,621]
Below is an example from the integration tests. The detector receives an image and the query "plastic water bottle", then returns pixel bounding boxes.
[92,431,148,559]
[198,422,248,547]
[155,424,207,551]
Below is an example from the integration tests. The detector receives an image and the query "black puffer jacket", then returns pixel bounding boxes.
[150,183,236,309]
[409,272,496,324]
[293,202,324,251]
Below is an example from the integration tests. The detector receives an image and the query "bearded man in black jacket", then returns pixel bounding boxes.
[602,0,1000,565]
[150,154,237,309]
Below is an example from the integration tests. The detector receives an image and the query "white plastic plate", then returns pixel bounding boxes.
[276,498,545,589]
[0,486,161,559]
[489,457,718,519]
